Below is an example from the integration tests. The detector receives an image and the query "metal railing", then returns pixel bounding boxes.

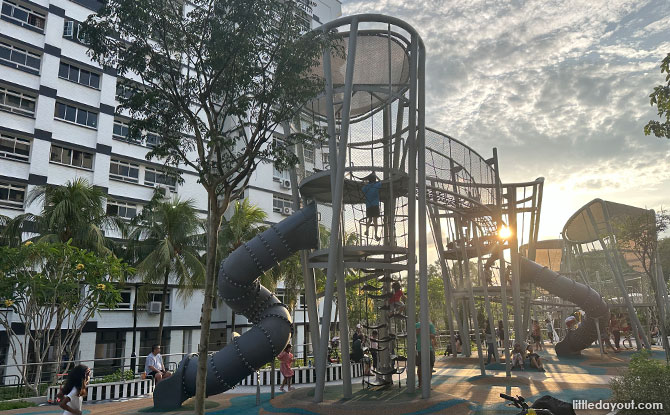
[0,352,188,401]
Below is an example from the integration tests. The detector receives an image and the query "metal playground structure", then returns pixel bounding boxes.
[152,14,670,409]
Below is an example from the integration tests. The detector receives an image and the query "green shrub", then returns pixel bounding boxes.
[609,349,670,415]
[91,369,136,384]
[0,400,37,410]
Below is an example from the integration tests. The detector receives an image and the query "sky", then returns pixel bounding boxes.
[340,0,670,240]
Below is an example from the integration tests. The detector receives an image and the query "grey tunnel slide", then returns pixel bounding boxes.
[519,257,609,356]
[153,203,319,409]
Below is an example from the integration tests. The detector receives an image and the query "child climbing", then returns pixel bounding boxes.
[361,172,382,241]
[388,281,406,315]
[278,344,295,391]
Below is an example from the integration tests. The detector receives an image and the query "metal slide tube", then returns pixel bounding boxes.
[153,204,319,409]
[519,257,609,356]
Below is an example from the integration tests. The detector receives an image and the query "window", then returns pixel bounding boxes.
[0,41,40,72]
[145,132,161,148]
[112,119,140,142]
[58,62,100,89]
[117,290,132,309]
[50,144,93,169]
[62,20,89,44]
[0,181,26,208]
[303,144,314,164]
[1,1,45,31]
[115,82,139,101]
[54,101,98,128]
[138,291,171,311]
[0,86,36,116]
[144,167,176,191]
[0,133,30,162]
[109,159,139,183]
[273,195,293,213]
[106,199,138,220]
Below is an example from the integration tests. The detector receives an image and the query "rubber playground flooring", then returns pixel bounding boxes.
[6,345,666,415]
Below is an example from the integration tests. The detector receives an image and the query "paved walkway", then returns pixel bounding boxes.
[7,345,664,415]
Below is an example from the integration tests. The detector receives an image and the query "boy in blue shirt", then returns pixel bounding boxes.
[361,173,382,241]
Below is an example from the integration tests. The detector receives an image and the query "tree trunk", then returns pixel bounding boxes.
[194,191,224,415]
[157,268,170,348]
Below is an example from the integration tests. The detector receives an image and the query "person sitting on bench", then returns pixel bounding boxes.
[145,344,171,384]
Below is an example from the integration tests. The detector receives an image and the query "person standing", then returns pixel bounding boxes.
[485,321,496,365]
[361,173,383,241]
[532,320,543,351]
[59,365,90,415]
[370,329,379,369]
[278,344,295,391]
[145,344,171,384]
[497,320,505,348]
[416,320,437,388]
[545,318,555,344]
[610,313,621,350]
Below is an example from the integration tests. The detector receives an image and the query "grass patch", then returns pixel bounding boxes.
[0,400,37,410]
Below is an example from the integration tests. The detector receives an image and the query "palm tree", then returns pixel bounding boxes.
[3,178,113,252]
[127,197,205,343]
[217,199,268,337]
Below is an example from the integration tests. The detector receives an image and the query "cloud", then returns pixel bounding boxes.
[340,0,670,237]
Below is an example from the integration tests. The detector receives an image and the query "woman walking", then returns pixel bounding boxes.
[59,364,90,415]
[278,344,295,392]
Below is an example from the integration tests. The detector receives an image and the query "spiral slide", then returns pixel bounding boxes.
[153,203,319,410]
[519,257,609,356]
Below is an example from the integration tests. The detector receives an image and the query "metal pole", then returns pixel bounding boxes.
[654,250,670,364]
[584,206,648,350]
[417,39,431,399]
[405,33,418,394]
[600,204,651,349]
[336,217,352,398]
[595,318,604,358]
[288,133,321,361]
[493,149,512,377]
[314,20,359,403]
[271,359,276,399]
[427,203,458,360]
[460,220,486,376]
[474,224,500,362]
[508,185,525,348]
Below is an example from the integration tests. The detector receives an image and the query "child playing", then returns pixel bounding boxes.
[59,364,90,415]
[278,344,295,392]
[526,345,545,372]
[511,343,524,371]
[388,282,406,315]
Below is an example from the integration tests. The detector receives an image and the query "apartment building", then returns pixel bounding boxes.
[0,0,341,379]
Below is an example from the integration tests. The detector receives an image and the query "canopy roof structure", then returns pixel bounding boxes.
[562,198,653,244]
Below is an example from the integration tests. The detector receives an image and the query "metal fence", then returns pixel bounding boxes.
[0,352,188,401]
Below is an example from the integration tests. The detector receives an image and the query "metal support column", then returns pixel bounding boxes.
[314,20,358,402]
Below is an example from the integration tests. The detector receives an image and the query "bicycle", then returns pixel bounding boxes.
[500,393,555,415]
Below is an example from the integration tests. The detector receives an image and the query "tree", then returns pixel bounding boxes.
[83,2,333,410]
[3,178,115,253]
[0,242,129,396]
[644,53,670,139]
[613,210,670,292]
[127,197,205,344]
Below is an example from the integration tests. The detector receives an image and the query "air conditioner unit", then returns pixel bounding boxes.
[281,179,291,189]
[282,206,292,215]
[148,301,161,314]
